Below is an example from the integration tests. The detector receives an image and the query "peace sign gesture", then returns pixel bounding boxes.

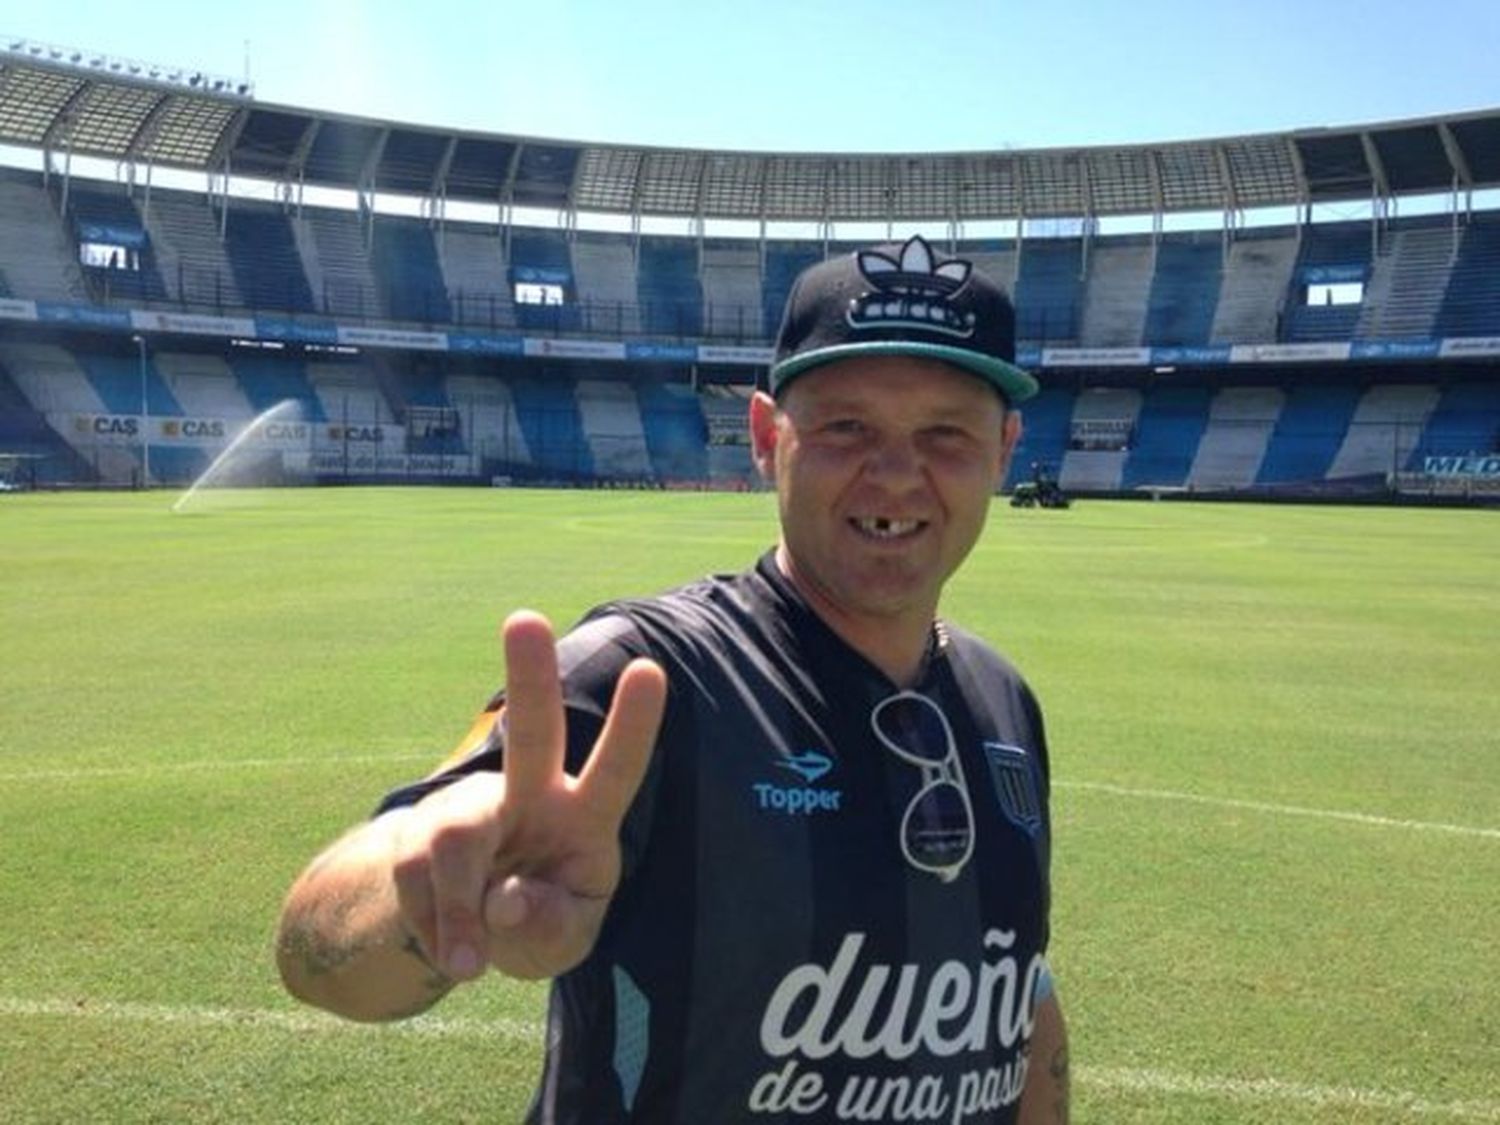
[392,611,667,982]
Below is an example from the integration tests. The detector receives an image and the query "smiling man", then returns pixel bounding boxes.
[277,235,1068,1124]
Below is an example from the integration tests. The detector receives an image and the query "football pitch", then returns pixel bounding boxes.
[1,487,1496,1124]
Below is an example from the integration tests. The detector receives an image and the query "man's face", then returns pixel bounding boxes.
[750,355,1021,632]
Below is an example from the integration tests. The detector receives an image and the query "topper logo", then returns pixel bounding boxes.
[848,235,977,339]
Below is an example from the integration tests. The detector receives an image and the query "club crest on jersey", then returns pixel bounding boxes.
[848,235,977,339]
[982,742,1042,835]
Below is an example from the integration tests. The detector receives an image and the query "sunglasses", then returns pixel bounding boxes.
[871,691,975,882]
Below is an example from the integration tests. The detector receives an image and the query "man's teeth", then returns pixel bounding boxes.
[854,517,922,538]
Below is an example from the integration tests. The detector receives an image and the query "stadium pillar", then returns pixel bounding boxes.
[132,334,150,487]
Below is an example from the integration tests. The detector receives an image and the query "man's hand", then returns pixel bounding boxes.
[391,610,667,982]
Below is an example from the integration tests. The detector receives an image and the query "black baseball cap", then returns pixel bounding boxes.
[768,235,1037,405]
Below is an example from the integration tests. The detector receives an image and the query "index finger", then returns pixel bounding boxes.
[499,610,566,801]
[574,657,667,828]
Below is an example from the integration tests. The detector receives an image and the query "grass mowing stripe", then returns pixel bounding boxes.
[1058,780,1500,841]
[1081,1066,1500,1122]
[0,995,541,1041]
[4,996,1495,1122]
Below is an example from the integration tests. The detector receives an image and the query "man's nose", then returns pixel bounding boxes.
[863,435,922,481]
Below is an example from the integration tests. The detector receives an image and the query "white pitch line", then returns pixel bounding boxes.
[0,995,541,1041]
[1081,1064,1500,1122]
[3,996,1496,1122]
[1056,779,1500,841]
[0,751,436,783]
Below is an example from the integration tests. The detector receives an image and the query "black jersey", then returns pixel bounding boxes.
[380,552,1052,1124]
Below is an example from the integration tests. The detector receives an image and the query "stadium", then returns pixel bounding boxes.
[1,38,1498,500]
[2,30,1498,1125]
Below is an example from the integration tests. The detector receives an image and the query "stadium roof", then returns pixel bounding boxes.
[3,49,1498,224]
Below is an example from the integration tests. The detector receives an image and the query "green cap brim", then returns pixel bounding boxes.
[769,341,1038,404]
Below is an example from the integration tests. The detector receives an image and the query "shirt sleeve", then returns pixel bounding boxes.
[373,611,650,815]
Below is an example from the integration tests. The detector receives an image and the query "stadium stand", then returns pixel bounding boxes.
[509,228,581,332]
[1256,383,1362,485]
[1004,386,1074,491]
[1060,387,1140,492]
[1187,386,1283,490]
[141,190,243,308]
[1120,386,1214,490]
[507,372,593,478]
[223,204,316,313]
[444,370,532,468]
[154,351,254,420]
[1410,382,1500,463]
[64,182,168,302]
[1079,240,1153,347]
[371,218,451,324]
[1435,216,1500,337]
[0,356,90,483]
[295,208,381,319]
[636,237,703,337]
[1355,221,1457,339]
[1209,230,1298,344]
[1014,238,1083,344]
[1143,236,1222,347]
[572,232,642,336]
[0,169,89,301]
[0,54,1496,500]
[762,243,822,337]
[700,240,763,340]
[229,353,326,421]
[307,359,396,427]
[440,221,517,329]
[0,341,105,415]
[965,245,1019,295]
[635,380,709,482]
[74,349,182,416]
[1282,222,1373,342]
[575,379,653,478]
[1328,384,1440,478]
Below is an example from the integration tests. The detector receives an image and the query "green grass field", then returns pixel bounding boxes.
[1,488,1496,1124]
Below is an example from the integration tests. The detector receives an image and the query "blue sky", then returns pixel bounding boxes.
[8,1,1499,152]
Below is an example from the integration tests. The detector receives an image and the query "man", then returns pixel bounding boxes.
[277,234,1069,1123]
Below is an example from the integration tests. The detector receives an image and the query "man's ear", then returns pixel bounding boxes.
[749,390,779,480]
[996,409,1023,487]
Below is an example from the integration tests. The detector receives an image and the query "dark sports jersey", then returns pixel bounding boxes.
[379,551,1052,1124]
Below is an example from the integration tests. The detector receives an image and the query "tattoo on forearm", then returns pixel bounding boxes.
[400,930,455,993]
[279,856,387,979]
[377,931,456,1019]
[1050,1046,1070,1124]
[278,918,369,978]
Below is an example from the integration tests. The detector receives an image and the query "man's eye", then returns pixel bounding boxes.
[927,425,972,442]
